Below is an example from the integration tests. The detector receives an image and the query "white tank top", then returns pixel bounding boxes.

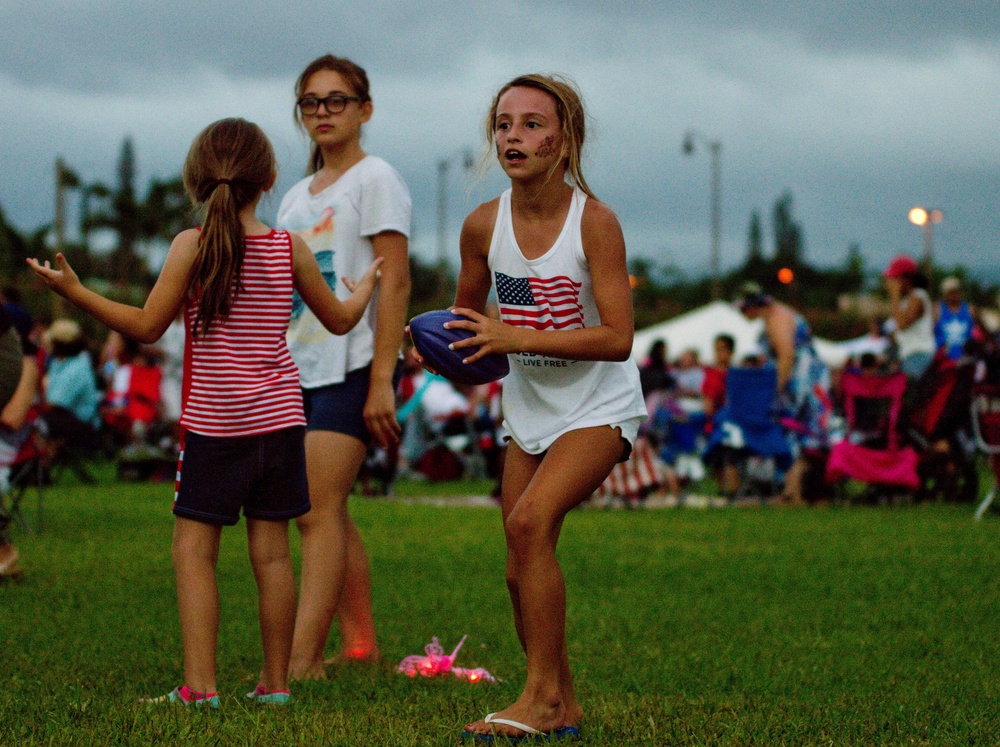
[895,287,936,358]
[488,187,646,454]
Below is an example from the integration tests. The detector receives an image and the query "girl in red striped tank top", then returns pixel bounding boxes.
[28,118,382,708]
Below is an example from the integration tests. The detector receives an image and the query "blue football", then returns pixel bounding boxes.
[408,310,510,386]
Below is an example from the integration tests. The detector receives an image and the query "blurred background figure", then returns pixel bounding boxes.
[639,339,674,398]
[100,337,163,448]
[736,282,831,504]
[935,276,980,361]
[156,314,186,442]
[673,348,705,398]
[0,305,42,579]
[702,334,734,419]
[883,254,935,380]
[38,319,101,456]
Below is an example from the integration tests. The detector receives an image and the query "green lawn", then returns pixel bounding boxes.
[3,473,1000,746]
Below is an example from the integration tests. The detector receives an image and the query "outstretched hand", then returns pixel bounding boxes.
[26,253,81,298]
[342,257,384,294]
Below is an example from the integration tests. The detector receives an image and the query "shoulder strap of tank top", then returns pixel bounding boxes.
[487,189,512,266]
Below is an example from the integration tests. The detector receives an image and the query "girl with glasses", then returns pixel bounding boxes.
[280,55,412,680]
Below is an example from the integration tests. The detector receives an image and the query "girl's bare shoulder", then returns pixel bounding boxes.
[580,197,625,260]
[166,228,202,262]
[580,197,622,234]
[461,197,501,250]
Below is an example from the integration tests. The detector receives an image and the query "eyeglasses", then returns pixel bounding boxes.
[297,94,362,116]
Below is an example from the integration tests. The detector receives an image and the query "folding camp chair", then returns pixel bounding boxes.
[972,384,1000,520]
[703,364,793,501]
[0,422,45,533]
[826,371,919,499]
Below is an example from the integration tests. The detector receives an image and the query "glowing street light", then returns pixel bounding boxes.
[908,206,943,272]
[682,131,722,299]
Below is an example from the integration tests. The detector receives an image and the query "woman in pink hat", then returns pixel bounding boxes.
[883,254,935,379]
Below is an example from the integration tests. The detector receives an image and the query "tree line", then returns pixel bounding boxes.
[2,141,995,341]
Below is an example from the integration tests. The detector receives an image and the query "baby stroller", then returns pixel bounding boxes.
[825,371,919,501]
[703,365,793,501]
[905,355,978,502]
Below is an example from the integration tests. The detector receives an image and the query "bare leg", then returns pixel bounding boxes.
[172,517,223,694]
[247,518,296,692]
[781,458,807,505]
[466,427,625,738]
[335,519,379,661]
[289,431,367,679]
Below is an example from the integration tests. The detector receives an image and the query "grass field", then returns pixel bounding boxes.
[3,470,1000,746]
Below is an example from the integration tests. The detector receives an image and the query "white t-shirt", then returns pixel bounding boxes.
[278,155,411,388]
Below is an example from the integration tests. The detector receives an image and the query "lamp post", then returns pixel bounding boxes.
[908,206,943,274]
[436,149,475,269]
[682,131,722,299]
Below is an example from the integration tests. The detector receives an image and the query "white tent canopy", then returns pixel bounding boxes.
[632,301,886,369]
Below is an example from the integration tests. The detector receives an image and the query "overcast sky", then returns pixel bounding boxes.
[1,1,997,282]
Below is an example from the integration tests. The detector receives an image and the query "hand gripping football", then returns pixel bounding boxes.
[408,310,510,386]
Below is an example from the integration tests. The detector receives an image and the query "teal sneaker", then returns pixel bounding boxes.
[245,684,291,706]
[141,684,220,709]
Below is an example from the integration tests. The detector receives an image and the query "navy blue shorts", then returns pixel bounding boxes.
[302,364,402,444]
[173,426,310,526]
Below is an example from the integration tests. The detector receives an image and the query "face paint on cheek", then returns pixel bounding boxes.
[534,136,557,158]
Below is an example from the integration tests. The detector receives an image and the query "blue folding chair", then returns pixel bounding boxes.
[703,364,793,500]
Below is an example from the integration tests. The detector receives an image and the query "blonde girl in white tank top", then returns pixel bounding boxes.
[413,74,644,742]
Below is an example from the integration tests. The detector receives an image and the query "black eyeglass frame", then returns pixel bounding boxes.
[296,94,363,116]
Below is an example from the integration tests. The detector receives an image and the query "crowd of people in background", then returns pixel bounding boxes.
[632,254,997,507]
[3,251,997,524]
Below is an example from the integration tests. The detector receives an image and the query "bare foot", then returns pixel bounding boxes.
[288,660,326,681]
[0,545,19,577]
[563,702,584,729]
[323,647,380,666]
[464,696,565,739]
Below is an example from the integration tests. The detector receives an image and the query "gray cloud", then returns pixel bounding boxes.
[1,0,997,279]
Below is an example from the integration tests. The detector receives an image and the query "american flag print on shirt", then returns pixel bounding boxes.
[495,272,584,330]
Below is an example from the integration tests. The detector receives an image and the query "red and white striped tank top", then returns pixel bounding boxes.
[179,230,306,437]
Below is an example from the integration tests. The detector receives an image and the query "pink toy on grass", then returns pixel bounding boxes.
[397,635,496,683]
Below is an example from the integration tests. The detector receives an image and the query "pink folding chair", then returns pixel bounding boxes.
[826,371,919,493]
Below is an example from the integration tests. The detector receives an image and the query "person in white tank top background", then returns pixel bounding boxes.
[416,74,646,742]
[883,254,935,379]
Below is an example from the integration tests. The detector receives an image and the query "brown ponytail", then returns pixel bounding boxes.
[182,119,275,337]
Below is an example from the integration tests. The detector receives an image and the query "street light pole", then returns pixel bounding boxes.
[436,149,475,270]
[436,159,449,268]
[708,140,721,300]
[683,131,723,299]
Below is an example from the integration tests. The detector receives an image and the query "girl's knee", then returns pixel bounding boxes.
[504,507,554,561]
[249,536,292,569]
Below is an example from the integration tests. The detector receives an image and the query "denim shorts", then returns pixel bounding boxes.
[302,363,402,444]
[173,426,310,526]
